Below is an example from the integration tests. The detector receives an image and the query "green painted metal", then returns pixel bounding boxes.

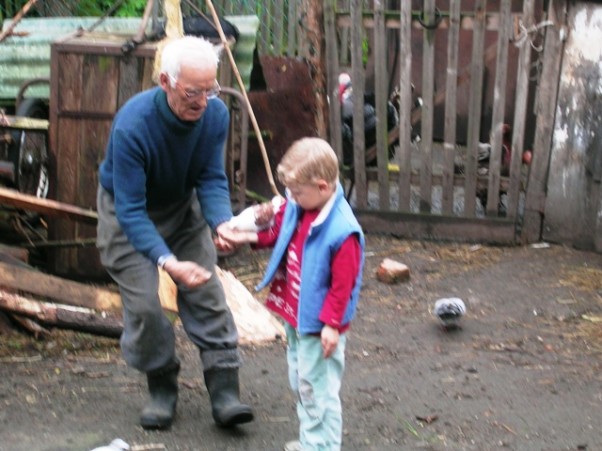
[0,15,259,105]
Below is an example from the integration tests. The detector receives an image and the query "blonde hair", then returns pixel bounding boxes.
[277,137,339,187]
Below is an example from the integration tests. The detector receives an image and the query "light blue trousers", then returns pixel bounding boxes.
[285,323,347,451]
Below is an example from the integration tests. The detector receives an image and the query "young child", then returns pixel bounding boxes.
[229,137,365,450]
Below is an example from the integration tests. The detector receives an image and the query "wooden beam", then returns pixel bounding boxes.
[355,209,517,245]
[0,115,49,131]
[336,11,522,32]
[0,187,98,224]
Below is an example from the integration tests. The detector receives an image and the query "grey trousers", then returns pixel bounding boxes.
[96,186,240,373]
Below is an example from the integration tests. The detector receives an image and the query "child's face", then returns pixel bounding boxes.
[288,180,333,211]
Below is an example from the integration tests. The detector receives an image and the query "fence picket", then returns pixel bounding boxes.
[396,1,413,212]
[374,0,389,210]
[419,0,437,213]
[442,0,461,215]
[486,0,512,216]
[507,0,535,220]
[350,0,367,208]
[465,0,488,216]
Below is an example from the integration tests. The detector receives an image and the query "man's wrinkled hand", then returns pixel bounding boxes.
[162,259,211,289]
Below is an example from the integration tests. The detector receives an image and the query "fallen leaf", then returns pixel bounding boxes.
[416,414,438,424]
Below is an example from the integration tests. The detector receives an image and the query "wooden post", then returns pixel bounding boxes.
[297,0,327,139]
[350,0,367,208]
[522,0,568,244]
[506,0,536,221]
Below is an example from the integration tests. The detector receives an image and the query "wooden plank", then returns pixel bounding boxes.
[0,260,120,311]
[57,52,83,112]
[52,116,80,273]
[324,0,343,164]
[0,116,48,131]
[141,56,156,91]
[52,33,156,58]
[355,210,517,245]
[82,54,119,115]
[486,0,512,216]
[464,0,487,217]
[373,0,389,210]
[350,0,367,208]
[0,187,98,224]
[442,0,461,215]
[507,0,536,220]
[79,120,110,210]
[396,2,413,212]
[419,0,436,213]
[118,56,143,108]
[522,0,567,243]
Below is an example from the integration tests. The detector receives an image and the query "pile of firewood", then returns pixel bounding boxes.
[0,187,285,344]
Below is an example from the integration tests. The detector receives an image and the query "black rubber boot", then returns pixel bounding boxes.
[203,367,254,427]
[140,358,180,430]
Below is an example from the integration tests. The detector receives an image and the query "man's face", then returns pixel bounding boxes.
[160,64,218,122]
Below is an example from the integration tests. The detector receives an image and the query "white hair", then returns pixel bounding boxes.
[160,36,221,82]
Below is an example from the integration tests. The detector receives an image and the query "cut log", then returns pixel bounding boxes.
[0,288,123,338]
[217,266,286,345]
[0,260,122,311]
[158,265,285,345]
[0,254,282,342]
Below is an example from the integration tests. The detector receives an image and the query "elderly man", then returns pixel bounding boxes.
[96,36,253,430]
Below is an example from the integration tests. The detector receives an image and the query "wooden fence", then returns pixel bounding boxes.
[324,0,565,245]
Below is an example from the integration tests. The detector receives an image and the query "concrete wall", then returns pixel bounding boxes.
[543,2,602,251]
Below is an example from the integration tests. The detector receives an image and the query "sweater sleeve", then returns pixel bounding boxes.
[318,233,362,329]
[111,127,170,263]
[195,102,233,230]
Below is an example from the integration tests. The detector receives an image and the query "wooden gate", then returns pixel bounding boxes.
[325,0,566,244]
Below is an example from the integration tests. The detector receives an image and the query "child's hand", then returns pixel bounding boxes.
[253,202,275,227]
[321,325,340,358]
[215,223,258,249]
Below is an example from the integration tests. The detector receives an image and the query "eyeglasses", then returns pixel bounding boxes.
[168,75,221,100]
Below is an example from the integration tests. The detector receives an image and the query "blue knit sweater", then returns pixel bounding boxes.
[99,87,232,263]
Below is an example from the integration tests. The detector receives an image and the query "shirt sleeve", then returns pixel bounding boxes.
[318,233,362,329]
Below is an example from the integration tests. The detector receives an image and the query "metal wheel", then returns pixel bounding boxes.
[9,98,49,198]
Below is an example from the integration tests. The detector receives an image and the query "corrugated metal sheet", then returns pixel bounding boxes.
[0,15,259,104]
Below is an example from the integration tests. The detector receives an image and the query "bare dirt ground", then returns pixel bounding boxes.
[1,235,602,451]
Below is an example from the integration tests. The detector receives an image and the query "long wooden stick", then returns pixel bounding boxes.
[204,0,280,197]
[0,0,39,43]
